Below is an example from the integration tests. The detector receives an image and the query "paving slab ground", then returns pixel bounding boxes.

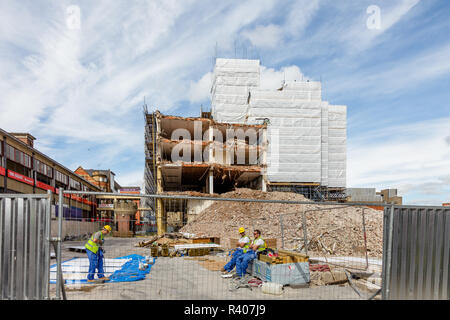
[49,237,373,300]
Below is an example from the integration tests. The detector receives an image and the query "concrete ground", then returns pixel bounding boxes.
[49,237,372,300]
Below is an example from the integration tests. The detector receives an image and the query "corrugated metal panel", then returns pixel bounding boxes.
[383,206,450,300]
[0,194,51,300]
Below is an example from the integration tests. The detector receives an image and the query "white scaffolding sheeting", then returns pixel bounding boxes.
[321,101,329,187]
[211,59,347,188]
[249,92,323,184]
[327,105,347,187]
[212,58,259,123]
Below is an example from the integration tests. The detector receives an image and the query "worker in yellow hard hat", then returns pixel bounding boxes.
[221,227,250,276]
[235,229,267,280]
[85,225,112,283]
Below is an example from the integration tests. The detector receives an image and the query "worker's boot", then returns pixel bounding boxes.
[87,279,102,283]
[100,277,110,281]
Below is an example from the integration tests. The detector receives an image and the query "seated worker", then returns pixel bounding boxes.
[221,227,250,275]
[85,225,112,283]
[235,229,267,279]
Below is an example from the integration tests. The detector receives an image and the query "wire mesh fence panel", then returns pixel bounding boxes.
[279,205,384,298]
[46,190,387,300]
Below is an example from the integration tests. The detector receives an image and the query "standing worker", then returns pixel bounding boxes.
[235,229,267,280]
[85,225,112,283]
[221,227,250,276]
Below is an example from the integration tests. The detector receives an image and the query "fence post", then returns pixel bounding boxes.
[44,190,52,300]
[280,214,284,249]
[56,188,64,300]
[382,204,395,300]
[302,210,308,256]
[362,207,369,270]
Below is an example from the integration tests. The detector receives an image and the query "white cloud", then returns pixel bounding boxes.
[188,72,212,103]
[0,0,281,182]
[285,0,320,37]
[115,170,145,189]
[378,0,421,32]
[348,117,450,205]
[0,0,279,129]
[241,24,283,48]
[260,65,306,90]
[326,42,450,98]
[239,1,320,50]
[338,0,421,53]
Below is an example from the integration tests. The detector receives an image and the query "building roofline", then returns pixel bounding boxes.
[9,132,37,140]
[0,128,101,191]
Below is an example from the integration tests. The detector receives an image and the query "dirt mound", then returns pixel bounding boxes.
[179,188,384,257]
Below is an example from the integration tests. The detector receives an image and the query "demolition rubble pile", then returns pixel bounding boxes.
[179,189,384,257]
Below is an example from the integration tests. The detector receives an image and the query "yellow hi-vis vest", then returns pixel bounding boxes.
[85,232,104,254]
[240,235,250,253]
[252,237,267,252]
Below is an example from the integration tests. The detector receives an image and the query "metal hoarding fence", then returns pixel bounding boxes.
[382,205,450,300]
[0,192,52,300]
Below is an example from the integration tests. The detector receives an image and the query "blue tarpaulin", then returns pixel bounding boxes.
[108,254,155,283]
[49,254,156,284]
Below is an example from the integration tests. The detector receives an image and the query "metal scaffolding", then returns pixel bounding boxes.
[143,104,157,219]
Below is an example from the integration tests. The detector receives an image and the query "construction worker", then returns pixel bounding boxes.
[221,227,250,275]
[235,229,267,280]
[85,225,112,283]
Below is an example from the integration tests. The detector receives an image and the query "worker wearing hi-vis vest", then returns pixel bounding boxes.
[221,227,250,275]
[85,225,112,282]
[235,229,267,279]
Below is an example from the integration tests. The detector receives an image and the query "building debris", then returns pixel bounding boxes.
[180,188,384,257]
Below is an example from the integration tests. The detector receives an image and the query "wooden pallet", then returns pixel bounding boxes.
[187,248,210,257]
[150,245,158,257]
[189,237,220,244]
[160,244,169,257]
[259,249,309,264]
[278,249,309,262]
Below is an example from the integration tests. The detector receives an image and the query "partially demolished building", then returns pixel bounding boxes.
[144,58,347,233]
[143,108,267,233]
[145,111,267,194]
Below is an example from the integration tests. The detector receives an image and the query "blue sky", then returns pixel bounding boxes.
[0,0,449,205]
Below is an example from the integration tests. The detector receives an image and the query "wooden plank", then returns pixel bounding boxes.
[192,238,213,244]
[173,243,220,250]
[278,249,309,261]
[293,256,309,263]
[258,254,275,264]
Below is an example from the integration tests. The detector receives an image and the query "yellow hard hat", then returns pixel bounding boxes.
[103,225,112,232]
[238,227,245,233]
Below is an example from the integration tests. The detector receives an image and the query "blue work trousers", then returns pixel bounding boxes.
[235,250,256,277]
[223,248,245,272]
[86,249,105,280]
